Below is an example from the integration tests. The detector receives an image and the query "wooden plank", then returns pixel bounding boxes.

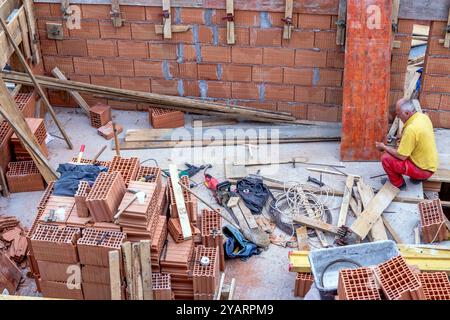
[350,182,400,240]
[162,0,171,39]
[398,0,450,22]
[169,164,192,239]
[404,72,421,99]
[0,78,58,182]
[121,242,133,300]
[292,214,340,235]
[337,175,354,227]
[445,8,450,48]
[357,179,388,241]
[132,242,143,300]
[215,273,225,300]
[335,0,346,45]
[414,227,420,245]
[238,199,258,230]
[306,167,346,176]
[225,0,235,44]
[51,67,90,113]
[228,278,236,300]
[282,0,293,39]
[0,5,24,68]
[382,217,402,243]
[154,24,191,34]
[22,0,40,64]
[139,240,153,300]
[111,0,125,27]
[108,250,122,300]
[17,8,31,60]
[391,0,400,32]
[296,226,309,251]
[0,252,21,294]
[340,0,392,161]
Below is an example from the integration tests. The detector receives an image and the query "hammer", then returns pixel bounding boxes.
[114,189,146,222]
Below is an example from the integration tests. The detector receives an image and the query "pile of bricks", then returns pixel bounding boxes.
[38,195,75,224]
[77,228,126,299]
[97,121,123,140]
[167,217,201,244]
[149,108,185,128]
[70,157,111,167]
[192,245,220,300]
[294,273,314,298]
[417,272,450,300]
[152,273,174,300]
[74,181,91,218]
[89,103,111,128]
[168,175,198,224]
[5,161,45,193]
[85,172,126,222]
[337,268,382,300]
[160,236,195,299]
[14,89,36,118]
[11,118,48,161]
[108,156,140,187]
[30,224,82,299]
[150,215,168,273]
[201,209,225,271]
[418,199,448,243]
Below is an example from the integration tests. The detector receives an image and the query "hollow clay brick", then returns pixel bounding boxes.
[192,245,219,297]
[294,272,315,298]
[89,103,112,128]
[337,268,381,300]
[149,108,185,129]
[418,199,448,243]
[108,156,140,187]
[6,161,45,193]
[77,228,125,266]
[417,272,450,300]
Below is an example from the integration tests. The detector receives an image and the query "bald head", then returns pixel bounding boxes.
[395,98,416,123]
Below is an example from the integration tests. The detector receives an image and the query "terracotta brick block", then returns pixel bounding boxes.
[391,54,409,73]
[314,31,339,50]
[77,228,125,266]
[393,34,412,55]
[170,29,194,43]
[279,102,308,119]
[121,77,151,92]
[417,272,450,300]
[202,46,231,63]
[130,22,160,40]
[73,57,104,75]
[397,19,415,34]
[267,12,298,28]
[391,73,406,91]
[117,40,148,58]
[81,4,110,19]
[440,95,450,111]
[295,86,325,104]
[420,93,441,110]
[430,21,447,37]
[424,110,441,127]
[6,161,45,193]
[439,111,450,128]
[250,28,282,47]
[283,68,313,85]
[198,64,219,80]
[428,37,450,56]
[252,66,283,83]
[151,79,179,95]
[325,51,342,70]
[49,3,64,17]
[232,82,258,99]
[222,65,252,82]
[43,56,74,74]
[145,7,162,22]
[184,81,200,97]
[100,21,132,39]
[218,27,250,45]
[182,45,197,61]
[419,199,448,243]
[149,43,177,60]
[422,75,450,94]
[121,5,146,21]
[197,25,213,43]
[298,14,331,29]
[89,103,111,128]
[98,121,122,140]
[317,69,342,87]
[265,84,294,102]
[295,49,327,68]
[179,63,198,79]
[283,30,314,48]
[294,273,314,297]
[86,39,118,57]
[338,268,381,300]
[209,9,227,25]
[39,280,83,300]
[179,8,205,24]
[104,59,134,77]
[68,21,100,39]
[308,105,339,122]
[91,76,121,89]
[34,3,51,17]
[263,48,295,66]
[234,11,260,27]
[232,47,262,64]
[325,87,343,105]
[39,39,57,55]
[206,81,231,98]
[426,57,450,75]
[134,60,163,78]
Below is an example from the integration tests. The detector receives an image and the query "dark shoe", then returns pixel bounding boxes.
[398,183,407,191]
[410,177,426,185]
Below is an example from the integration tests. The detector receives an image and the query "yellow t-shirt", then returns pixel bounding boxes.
[397,113,439,172]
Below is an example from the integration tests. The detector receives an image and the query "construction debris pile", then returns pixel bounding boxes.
[24,155,225,300]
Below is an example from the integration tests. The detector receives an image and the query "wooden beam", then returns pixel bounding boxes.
[292,214,340,235]
[335,0,346,45]
[340,0,392,161]
[0,77,57,182]
[22,0,40,64]
[132,242,143,300]
[121,242,133,300]
[237,200,258,230]
[111,0,125,27]
[169,164,192,239]
[225,0,235,44]
[162,0,171,39]
[154,24,191,34]
[139,240,153,300]
[296,226,309,251]
[391,0,400,33]
[350,182,400,240]
[282,0,293,40]
[0,18,73,149]
[0,5,24,68]
[108,250,122,300]
[51,67,90,113]
[337,175,354,227]
[17,9,31,60]
[445,8,450,48]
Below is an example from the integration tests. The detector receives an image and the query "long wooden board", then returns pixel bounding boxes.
[292,214,340,235]
[337,175,354,227]
[350,182,400,240]
[169,164,192,239]
[108,250,122,300]
[139,240,153,300]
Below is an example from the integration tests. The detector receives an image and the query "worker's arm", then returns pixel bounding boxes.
[375,142,408,161]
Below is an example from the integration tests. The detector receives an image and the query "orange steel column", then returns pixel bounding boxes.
[340,0,392,161]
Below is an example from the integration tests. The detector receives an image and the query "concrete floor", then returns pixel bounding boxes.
[2,107,449,299]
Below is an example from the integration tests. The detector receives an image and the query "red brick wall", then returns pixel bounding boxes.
[420,21,450,129]
[34,4,416,124]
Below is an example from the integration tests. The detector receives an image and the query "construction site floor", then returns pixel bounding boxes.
[1,107,449,299]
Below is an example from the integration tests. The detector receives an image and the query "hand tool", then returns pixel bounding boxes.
[76,144,85,163]
[112,122,121,157]
[114,189,146,222]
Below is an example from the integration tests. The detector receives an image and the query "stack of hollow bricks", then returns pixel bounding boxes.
[418,199,449,243]
[201,209,224,272]
[167,175,197,224]
[419,21,450,128]
[107,155,140,187]
[152,273,173,300]
[294,273,314,298]
[34,4,422,123]
[192,245,220,300]
[6,160,45,193]
[11,118,49,161]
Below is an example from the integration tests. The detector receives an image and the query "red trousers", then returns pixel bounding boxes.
[381,153,433,187]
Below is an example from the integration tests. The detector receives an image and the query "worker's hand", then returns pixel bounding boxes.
[375,142,386,152]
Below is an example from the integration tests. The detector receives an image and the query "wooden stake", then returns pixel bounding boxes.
[154,24,191,35]
[225,0,235,44]
[108,250,122,300]
[91,145,107,164]
[337,175,354,227]
[336,0,347,45]
[391,0,400,33]
[111,0,124,27]
[282,0,294,40]
[169,164,192,239]
[132,242,143,300]
[0,18,73,149]
[139,240,153,300]
[0,166,10,197]
[51,67,90,114]
[112,122,121,157]
[296,226,309,250]
[121,242,133,300]
[162,0,171,39]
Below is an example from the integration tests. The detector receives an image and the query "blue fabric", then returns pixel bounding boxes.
[53,163,108,196]
[222,225,258,259]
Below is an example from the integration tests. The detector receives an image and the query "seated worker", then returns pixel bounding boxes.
[375,98,439,190]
